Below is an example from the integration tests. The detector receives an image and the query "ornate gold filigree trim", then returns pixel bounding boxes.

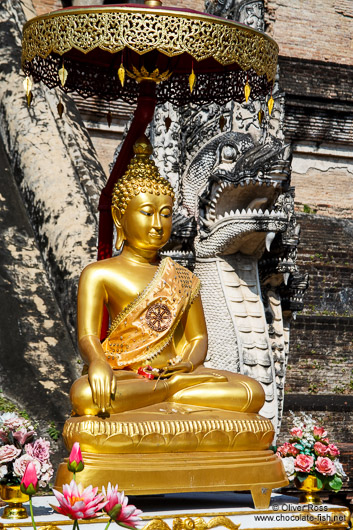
[144,517,240,530]
[22,6,278,81]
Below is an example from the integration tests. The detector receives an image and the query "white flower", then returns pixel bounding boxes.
[333,460,347,478]
[282,456,296,481]
[0,464,8,479]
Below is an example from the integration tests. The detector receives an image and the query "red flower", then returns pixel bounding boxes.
[315,456,336,476]
[294,454,314,474]
[68,442,84,474]
[20,461,39,496]
[290,427,303,439]
[313,426,327,439]
[326,443,340,458]
[276,442,299,457]
[314,442,328,456]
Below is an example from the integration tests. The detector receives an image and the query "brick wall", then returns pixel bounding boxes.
[280,213,353,452]
[32,0,61,15]
[265,0,353,66]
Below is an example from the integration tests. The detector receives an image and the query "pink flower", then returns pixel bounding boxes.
[315,456,336,476]
[0,430,9,443]
[314,442,328,456]
[2,415,26,431]
[20,461,39,496]
[25,438,51,463]
[68,442,84,474]
[14,428,35,445]
[326,444,340,458]
[52,480,107,520]
[290,427,304,439]
[0,444,21,463]
[102,483,142,528]
[13,454,41,478]
[313,426,327,439]
[276,442,299,457]
[294,454,314,473]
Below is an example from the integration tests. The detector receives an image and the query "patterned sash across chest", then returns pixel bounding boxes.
[102,258,200,369]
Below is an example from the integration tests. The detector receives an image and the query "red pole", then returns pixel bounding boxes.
[97,81,157,339]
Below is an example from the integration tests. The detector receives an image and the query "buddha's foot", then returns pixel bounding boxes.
[167,370,227,396]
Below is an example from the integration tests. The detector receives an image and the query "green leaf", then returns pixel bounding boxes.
[295,443,304,450]
[328,476,342,492]
[316,476,323,489]
[296,472,308,483]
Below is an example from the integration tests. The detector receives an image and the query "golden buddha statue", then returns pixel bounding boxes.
[56,136,287,507]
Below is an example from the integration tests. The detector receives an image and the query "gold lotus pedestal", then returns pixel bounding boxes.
[55,405,287,509]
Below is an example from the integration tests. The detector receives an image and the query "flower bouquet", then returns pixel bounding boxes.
[0,412,53,488]
[276,412,346,495]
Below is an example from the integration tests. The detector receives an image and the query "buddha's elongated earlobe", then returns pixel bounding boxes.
[112,207,125,250]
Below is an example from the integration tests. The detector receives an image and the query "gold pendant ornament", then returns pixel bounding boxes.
[268,95,274,116]
[189,66,196,93]
[219,114,226,131]
[258,108,264,125]
[23,76,32,107]
[118,62,125,87]
[244,81,251,102]
[58,63,68,87]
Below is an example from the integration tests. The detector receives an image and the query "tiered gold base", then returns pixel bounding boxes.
[56,405,288,508]
[55,449,287,509]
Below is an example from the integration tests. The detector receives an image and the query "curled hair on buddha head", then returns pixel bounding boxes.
[111,134,175,249]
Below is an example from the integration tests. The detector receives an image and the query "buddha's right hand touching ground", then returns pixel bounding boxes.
[88,358,116,412]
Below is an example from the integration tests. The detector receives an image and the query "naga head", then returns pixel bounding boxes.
[179,132,291,259]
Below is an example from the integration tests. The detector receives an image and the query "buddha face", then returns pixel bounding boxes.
[115,192,173,252]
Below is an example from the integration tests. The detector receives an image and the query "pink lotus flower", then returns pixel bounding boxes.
[0,444,21,463]
[294,454,314,473]
[13,454,41,478]
[315,456,336,476]
[26,438,51,463]
[313,426,327,439]
[20,461,39,496]
[326,443,340,458]
[276,442,299,457]
[102,483,142,528]
[68,442,84,474]
[52,480,107,520]
[290,427,303,439]
[314,442,328,456]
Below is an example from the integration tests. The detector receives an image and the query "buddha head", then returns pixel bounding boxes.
[111,136,175,252]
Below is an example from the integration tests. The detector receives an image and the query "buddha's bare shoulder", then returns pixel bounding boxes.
[79,256,126,284]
